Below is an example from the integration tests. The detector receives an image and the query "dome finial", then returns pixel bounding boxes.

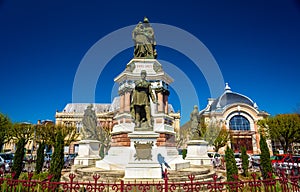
[225,83,232,92]
[254,102,258,108]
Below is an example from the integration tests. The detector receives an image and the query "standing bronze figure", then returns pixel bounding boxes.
[131,70,157,128]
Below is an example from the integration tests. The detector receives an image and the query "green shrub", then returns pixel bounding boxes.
[225,146,238,182]
[260,134,272,179]
[241,146,249,177]
[11,138,26,179]
[35,141,46,174]
[49,131,64,182]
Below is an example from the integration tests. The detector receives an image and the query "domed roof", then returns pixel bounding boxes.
[210,83,256,111]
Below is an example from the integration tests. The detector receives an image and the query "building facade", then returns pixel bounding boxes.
[200,83,270,154]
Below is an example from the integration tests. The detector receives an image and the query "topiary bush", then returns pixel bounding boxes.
[35,141,45,174]
[49,131,64,182]
[260,134,272,179]
[225,145,238,182]
[241,146,249,177]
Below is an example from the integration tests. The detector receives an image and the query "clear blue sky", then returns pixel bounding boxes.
[1,0,300,124]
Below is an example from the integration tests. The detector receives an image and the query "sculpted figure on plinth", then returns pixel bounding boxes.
[189,105,202,140]
[132,17,157,59]
[81,104,98,140]
[131,70,157,128]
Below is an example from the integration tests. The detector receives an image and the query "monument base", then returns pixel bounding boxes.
[95,146,131,170]
[96,146,190,171]
[124,131,162,179]
[125,162,162,179]
[185,140,211,166]
[74,140,101,166]
[96,117,190,177]
[96,129,190,173]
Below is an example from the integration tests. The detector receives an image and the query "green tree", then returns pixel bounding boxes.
[33,122,78,177]
[49,130,65,182]
[260,133,272,179]
[35,141,45,174]
[45,124,78,182]
[213,126,230,153]
[204,123,230,153]
[225,146,238,181]
[241,146,249,177]
[11,123,35,179]
[0,113,12,152]
[258,114,300,153]
[33,122,53,174]
[13,138,26,178]
[204,122,218,145]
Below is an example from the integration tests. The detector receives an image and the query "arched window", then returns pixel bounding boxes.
[229,115,250,131]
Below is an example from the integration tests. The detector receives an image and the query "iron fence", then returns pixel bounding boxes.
[0,169,299,192]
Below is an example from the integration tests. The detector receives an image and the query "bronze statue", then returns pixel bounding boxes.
[131,70,157,128]
[81,104,98,140]
[132,17,157,59]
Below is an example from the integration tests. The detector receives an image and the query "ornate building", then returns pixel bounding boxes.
[200,83,270,154]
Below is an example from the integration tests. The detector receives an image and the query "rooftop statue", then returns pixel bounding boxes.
[81,104,98,140]
[132,17,157,59]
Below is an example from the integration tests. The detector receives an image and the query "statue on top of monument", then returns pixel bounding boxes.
[131,70,157,129]
[132,17,157,59]
[81,104,98,140]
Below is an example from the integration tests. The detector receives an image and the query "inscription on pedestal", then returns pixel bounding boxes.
[134,141,153,161]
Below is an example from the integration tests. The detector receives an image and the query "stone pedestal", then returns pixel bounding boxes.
[125,132,162,179]
[74,140,101,166]
[185,140,211,166]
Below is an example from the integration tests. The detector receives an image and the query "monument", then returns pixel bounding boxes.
[96,17,189,179]
[185,105,211,165]
[74,104,101,166]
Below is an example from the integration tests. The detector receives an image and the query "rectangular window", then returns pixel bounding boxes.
[232,138,253,152]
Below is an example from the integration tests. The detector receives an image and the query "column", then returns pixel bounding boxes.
[157,92,164,113]
[164,94,169,114]
[124,91,131,112]
[119,94,125,113]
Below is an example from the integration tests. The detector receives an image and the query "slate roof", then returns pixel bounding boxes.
[62,103,111,113]
[206,83,258,112]
[61,96,175,114]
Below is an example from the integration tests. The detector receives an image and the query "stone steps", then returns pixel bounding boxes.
[168,170,217,182]
[72,165,124,182]
[61,164,221,183]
